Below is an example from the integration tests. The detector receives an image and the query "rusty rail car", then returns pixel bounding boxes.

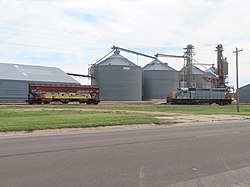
[26,84,100,105]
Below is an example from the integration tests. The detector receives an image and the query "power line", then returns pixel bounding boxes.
[0,26,130,48]
[0,23,175,49]
[0,30,97,46]
[0,41,81,52]
[1,21,58,32]
[0,26,89,42]
[0,23,185,55]
[0,21,87,37]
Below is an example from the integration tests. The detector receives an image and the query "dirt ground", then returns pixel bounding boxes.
[158,114,250,123]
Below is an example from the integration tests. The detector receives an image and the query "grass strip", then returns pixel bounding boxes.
[2,104,250,115]
[0,110,160,132]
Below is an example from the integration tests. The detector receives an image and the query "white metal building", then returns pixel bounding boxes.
[0,63,80,103]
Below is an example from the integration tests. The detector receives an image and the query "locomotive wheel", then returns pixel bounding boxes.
[36,100,42,104]
[86,100,92,105]
[93,100,100,105]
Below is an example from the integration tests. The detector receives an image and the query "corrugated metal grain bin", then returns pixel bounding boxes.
[91,51,142,101]
[142,59,179,100]
[179,65,205,88]
[204,66,217,88]
[0,63,80,103]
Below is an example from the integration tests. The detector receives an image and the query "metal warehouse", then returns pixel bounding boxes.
[239,84,250,103]
[0,63,80,103]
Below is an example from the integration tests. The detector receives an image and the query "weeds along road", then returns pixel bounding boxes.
[1,121,250,186]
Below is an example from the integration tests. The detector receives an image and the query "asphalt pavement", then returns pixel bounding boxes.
[1,121,250,187]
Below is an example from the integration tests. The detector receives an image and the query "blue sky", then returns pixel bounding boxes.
[66,10,101,24]
[0,0,249,86]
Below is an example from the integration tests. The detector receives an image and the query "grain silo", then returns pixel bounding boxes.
[91,50,142,101]
[142,59,179,100]
[179,65,205,88]
[0,63,80,103]
[204,65,217,88]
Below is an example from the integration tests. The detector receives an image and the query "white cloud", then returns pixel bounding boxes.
[0,0,249,86]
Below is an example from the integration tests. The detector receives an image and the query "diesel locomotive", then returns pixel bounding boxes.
[167,87,232,105]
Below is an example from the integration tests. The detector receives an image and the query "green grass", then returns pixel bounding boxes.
[24,104,250,115]
[0,110,160,132]
[2,103,250,115]
[1,103,250,132]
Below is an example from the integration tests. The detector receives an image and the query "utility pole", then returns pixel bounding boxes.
[233,47,243,112]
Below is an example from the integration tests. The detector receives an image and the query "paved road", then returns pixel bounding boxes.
[1,121,250,187]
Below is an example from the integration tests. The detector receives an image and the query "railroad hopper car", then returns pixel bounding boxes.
[167,87,232,105]
[27,84,100,104]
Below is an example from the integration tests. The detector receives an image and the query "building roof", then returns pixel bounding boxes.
[204,66,217,77]
[240,84,250,88]
[143,59,177,71]
[179,65,204,75]
[0,63,79,84]
[97,51,138,66]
